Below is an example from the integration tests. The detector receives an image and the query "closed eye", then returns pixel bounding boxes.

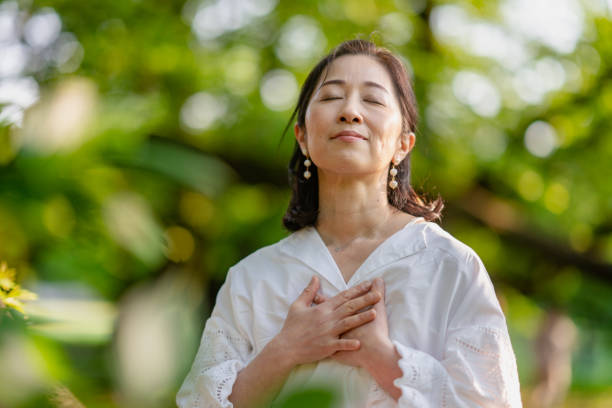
[321,97,383,105]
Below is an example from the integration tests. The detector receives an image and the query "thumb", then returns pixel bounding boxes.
[297,276,319,304]
[313,293,328,304]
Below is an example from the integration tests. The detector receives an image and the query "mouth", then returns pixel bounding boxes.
[331,130,367,141]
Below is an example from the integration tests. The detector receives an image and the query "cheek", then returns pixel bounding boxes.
[382,110,403,133]
[361,122,400,165]
[371,115,402,149]
[305,106,331,135]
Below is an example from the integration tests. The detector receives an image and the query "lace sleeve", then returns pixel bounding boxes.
[177,273,253,407]
[392,253,522,408]
[393,325,521,408]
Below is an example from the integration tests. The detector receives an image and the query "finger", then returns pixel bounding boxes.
[374,277,386,299]
[334,309,376,335]
[329,280,373,309]
[333,339,360,351]
[313,293,328,304]
[373,278,387,314]
[297,276,319,305]
[335,290,381,318]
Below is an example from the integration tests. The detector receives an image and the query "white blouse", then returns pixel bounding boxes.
[177,218,522,407]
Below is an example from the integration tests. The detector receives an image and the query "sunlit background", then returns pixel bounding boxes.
[1,0,612,406]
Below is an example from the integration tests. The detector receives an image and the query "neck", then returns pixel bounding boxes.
[315,170,397,245]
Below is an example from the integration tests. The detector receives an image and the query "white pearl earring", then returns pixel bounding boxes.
[303,150,312,180]
[389,161,398,189]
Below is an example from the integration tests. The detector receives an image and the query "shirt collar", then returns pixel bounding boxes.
[280,219,429,291]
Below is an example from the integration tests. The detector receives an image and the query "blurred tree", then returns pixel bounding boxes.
[1,0,612,406]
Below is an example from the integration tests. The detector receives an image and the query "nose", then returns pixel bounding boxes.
[337,97,363,124]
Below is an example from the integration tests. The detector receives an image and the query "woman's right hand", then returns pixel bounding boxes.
[271,276,382,367]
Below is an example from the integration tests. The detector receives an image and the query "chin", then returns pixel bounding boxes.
[313,150,376,173]
[318,163,374,176]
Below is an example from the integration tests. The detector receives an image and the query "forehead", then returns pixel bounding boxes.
[318,54,393,89]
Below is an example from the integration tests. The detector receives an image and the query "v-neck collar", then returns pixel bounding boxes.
[281,218,429,291]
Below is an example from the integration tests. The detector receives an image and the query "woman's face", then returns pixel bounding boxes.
[296,54,412,177]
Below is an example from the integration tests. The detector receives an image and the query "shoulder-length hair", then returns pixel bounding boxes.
[282,39,443,231]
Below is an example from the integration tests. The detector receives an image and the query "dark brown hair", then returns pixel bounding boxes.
[282,39,443,231]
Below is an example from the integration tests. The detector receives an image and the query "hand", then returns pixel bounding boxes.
[330,278,394,370]
[271,276,382,367]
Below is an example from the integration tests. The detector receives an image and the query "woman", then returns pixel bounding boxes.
[177,39,522,407]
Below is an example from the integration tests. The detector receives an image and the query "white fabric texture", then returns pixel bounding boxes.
[176,219,522,407]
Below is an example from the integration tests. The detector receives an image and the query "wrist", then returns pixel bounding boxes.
[267,334,298,370]
[364,338,403,401]
[364,338,399,378]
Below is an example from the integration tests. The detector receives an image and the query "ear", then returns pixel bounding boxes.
[294,123,308,155]
[394,131,415,164]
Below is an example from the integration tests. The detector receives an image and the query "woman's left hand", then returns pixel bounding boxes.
[318,277,395,370]
[317,277,404,400]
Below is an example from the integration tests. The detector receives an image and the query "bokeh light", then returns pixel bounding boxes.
[259,69,298,111]
[180,92,228,133]
[275,15,327,68]
[524,120,558,158]
[2,0,612,406]
[452,70,501,117]
[189,0,278,42]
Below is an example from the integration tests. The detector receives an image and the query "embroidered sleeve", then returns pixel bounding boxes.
[393,326,521,407]
[393,253,522,408]
[177,271,253,407]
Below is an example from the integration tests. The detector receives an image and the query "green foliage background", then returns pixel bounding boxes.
[1,0,612,406]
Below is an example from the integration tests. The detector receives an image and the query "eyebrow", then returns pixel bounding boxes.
[319,79,389,94]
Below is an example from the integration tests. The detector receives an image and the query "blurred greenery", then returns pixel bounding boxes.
[274,387,338,408]
[1,0,612,406]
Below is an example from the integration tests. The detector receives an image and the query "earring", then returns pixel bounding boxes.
[303,152,312,180]
[389,161,398,189]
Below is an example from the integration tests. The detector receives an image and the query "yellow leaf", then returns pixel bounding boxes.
[0,262,17,291]
[3,297,24,313]
[17,288,38,301]
[0,262,37,315]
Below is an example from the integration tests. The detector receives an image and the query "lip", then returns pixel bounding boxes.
[331,130,367,141]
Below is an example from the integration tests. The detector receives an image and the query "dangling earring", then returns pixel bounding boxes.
[303,151,312,180]
[389,161,398,189]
